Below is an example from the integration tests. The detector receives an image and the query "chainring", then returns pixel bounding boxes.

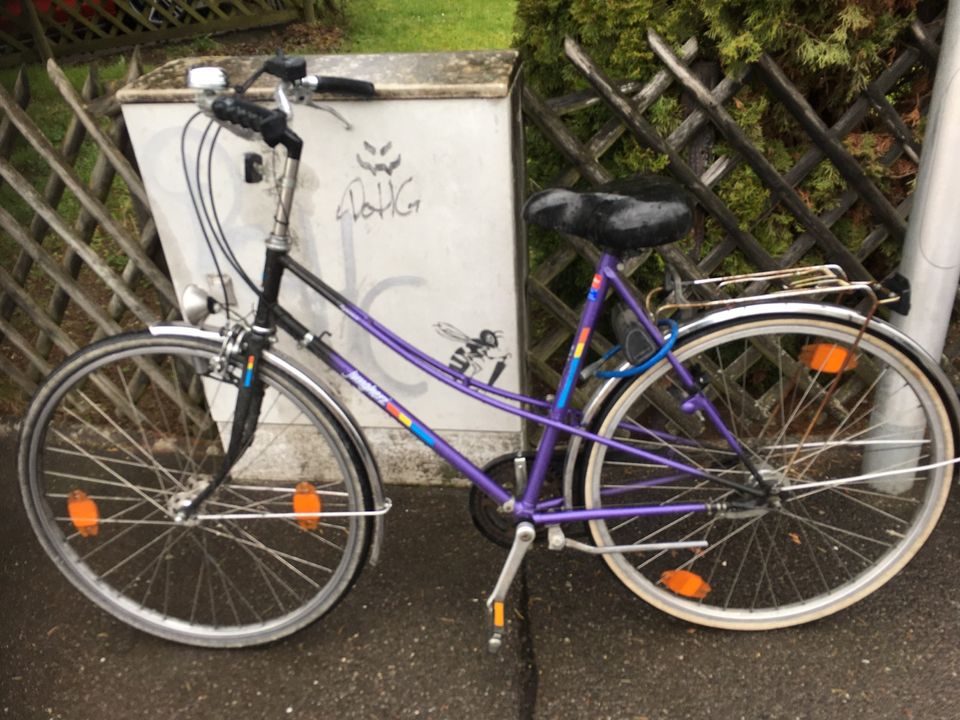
[468,449,567,548]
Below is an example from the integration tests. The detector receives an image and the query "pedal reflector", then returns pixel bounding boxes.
[660,569,711,599]
[67,490,99,537]
[799,343,857,374]
[293,482,322,531]
[493,601,505,629]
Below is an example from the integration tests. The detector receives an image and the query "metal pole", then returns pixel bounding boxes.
[863,1,960,492]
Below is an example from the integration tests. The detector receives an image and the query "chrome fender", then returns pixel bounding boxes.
[149,323,388,564]
[562,302,960,506]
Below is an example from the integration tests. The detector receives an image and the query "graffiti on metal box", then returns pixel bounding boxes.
[336,140,421,222]
[434,323,510,387]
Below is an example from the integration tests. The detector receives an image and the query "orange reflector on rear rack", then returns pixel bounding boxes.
[661,569,711,599]
[799,343,857,374]
[293,482,322,531]
[67,490,99,537]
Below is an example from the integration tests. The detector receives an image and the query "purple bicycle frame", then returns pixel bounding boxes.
[276,251,752,525]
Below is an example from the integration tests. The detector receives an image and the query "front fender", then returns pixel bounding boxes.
[148,323,388,565]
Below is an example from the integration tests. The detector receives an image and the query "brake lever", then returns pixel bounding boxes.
[287,87,352,130]
[306,101,352,130]
[275,84,293,119]
[291,76,355,130]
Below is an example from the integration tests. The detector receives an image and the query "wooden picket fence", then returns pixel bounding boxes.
[0,0,311,68]
[0,18,952,410]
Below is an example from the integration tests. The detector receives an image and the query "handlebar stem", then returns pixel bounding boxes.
[267,155,299,252]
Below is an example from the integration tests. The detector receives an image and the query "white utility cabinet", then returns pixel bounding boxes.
[118,51,526,483]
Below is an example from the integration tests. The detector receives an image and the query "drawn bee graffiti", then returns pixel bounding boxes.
[434,322,510,386]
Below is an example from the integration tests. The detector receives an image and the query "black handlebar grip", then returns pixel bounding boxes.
[211,97,290,149]
[312,76,376,97]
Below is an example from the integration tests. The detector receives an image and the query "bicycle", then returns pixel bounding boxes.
[17,53,960,649]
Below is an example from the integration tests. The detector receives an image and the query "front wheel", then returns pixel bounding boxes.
[582,314,955,630]
[18,332,373,647]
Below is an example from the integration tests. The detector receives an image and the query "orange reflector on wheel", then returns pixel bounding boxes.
[67,490,99,537]
[799,343,857,374]
[293,482,322,531]
[660,569,711,599]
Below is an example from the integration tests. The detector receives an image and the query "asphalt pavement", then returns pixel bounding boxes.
[2,431,959,720]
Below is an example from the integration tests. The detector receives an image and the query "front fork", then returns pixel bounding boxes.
[175,247,288,522]
[174,328,271,521]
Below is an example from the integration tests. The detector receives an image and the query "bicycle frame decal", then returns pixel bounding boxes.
[344,369,437,448]
[556,326,591,409]
[243,355,256,388]
[587,273,602,302]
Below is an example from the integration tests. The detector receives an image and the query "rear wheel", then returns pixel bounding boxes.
[18,332,372,647]
[582,315,954,629]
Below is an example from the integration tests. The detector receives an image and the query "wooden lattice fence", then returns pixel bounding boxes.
[0,19,953,414]
[0,51,178,407]
[0,0,313,68]
[521,18,954,402]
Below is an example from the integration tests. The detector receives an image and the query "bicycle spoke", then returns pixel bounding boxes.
[98,526,179,581]
[723,520,760,610]
[759,516,802,604]
[59,396,187,495]
[74,505,162,559]
[225,521,307,613]
[46,446,197,479]
[197,523,331,579]
[780,508,892,550]
[117,524,185,597]
[50,428,171,517]
[44,469,175,499]
[138,528,184,609]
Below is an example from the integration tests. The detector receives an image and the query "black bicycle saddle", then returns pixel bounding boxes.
[523,176,693,255]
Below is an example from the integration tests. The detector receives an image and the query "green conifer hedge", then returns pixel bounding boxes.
[514,0,941,276]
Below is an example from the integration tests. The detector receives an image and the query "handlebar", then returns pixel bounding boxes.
[189,53,377,158]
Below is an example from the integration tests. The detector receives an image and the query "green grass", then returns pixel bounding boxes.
[343,0,517,53]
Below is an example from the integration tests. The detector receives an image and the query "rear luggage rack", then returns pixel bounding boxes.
[646,264,908,319]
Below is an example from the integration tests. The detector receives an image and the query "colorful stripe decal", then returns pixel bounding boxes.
[573,328,590,359]
[243,355,255,387]
[587,273,603,302]
[557,326,592,408]
[386,402,436,447]
[386,402,409,424]
[343,370,436,448]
